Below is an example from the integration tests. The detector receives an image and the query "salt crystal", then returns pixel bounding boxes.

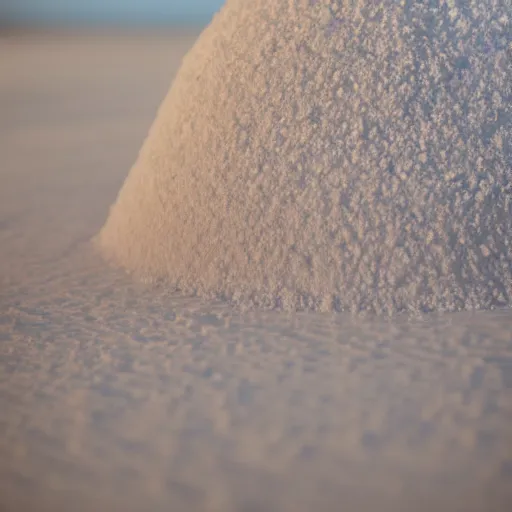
[98,0,511,314]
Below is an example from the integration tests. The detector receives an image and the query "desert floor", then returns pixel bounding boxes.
[0,31,511,512]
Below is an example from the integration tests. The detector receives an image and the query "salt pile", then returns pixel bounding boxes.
[97,0,511,314]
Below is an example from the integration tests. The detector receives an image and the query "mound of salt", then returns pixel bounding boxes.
[98,0,511,314]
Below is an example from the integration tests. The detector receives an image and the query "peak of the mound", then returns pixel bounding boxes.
[98,0,511,314]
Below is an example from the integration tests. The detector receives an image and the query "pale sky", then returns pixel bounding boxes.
[0,0,224,24]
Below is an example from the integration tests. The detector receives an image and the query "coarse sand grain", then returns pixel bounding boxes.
[98,0,512,314]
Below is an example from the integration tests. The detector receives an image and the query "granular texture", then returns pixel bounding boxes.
[98,0,512,314]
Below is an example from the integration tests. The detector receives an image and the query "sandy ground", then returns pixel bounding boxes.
[0,31,511,512]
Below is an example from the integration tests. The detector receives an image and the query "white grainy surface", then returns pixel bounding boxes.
[99,0,511,314]
[0,31,512,512]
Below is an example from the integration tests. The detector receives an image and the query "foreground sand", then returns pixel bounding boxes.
[0,31,511,512]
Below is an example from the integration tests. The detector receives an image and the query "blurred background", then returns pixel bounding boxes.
[0,0,224,27]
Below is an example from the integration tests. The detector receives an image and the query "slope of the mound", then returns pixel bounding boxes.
[98,0,512,314]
